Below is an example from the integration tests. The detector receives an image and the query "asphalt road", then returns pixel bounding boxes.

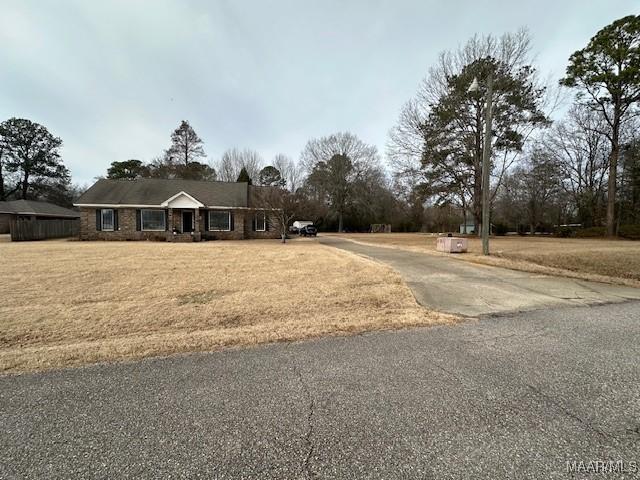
[320,237,640,316]
[2,301,640,479]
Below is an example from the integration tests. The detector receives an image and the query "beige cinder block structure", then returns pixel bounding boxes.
[436,236,468,253]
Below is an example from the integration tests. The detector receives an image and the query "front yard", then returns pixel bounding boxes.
[330,233,640,286]
[0,240,453,374]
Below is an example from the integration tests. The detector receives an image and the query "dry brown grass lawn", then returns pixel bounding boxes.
[0,239,454,374]
[330,233,640,287]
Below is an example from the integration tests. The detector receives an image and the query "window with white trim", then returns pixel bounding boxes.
[101,209,114,231]
[209,210,231,231]
[254,211,266,231]
[141,209,165,231]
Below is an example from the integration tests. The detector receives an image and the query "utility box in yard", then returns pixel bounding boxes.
[436,236,468,253]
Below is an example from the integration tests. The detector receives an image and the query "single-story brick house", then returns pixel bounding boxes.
[0,200,80,234]
[74,178,281,241]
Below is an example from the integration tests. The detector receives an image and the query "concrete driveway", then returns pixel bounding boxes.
[320,237,640,316]
[2,301,639,479]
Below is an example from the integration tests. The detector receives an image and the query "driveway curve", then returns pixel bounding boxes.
[320,237,640,317]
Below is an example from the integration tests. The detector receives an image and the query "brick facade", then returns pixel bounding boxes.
[244,212,282,239]
[200,210,246,240]
[80,208,167,241]
[80,207,280,241]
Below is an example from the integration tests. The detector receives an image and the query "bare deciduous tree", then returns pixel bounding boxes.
[543,106,610,227]
[252,185,301,243]
[272,153,302,192]
[300,133,382,231]
[216,148,263,182]
[300,131,379,174]
[514,149,564,234]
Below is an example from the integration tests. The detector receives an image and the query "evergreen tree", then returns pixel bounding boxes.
[258,165,285,187]
[166,120,205,166]
[0,117,68,200]
[107,159,146,179]
[236,166,253,184]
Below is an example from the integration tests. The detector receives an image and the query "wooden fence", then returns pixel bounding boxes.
[10,218,80,241]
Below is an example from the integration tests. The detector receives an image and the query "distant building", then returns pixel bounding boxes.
[459,214,476,235]
[0,200,80,234]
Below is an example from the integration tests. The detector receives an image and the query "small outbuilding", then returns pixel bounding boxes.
[459,214,476,235]
[0,200,80,240]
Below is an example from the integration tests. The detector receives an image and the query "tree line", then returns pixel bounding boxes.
[2,14,638,235]
[0,114,401,231]
[389,15,640,236]
[105,124,402,232]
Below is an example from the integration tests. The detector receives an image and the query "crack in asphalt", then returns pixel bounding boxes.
[290,359,316,480]
[525,384,611,440]
[625,424,640,440]
[427,338,628,445]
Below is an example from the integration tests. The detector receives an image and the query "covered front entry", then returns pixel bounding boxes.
[161,191,205,242]
[182,210,194,233]
[167,208,201,241]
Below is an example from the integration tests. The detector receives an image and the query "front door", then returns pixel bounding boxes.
[182,211,193,233]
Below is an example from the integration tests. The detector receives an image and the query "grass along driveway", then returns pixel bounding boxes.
[0,240,454,374]
[328,233,640,287]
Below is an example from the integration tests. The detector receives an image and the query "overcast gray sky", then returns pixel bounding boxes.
[1,0,636,184]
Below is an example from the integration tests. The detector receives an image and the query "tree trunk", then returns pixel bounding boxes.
[474,104,483,237]
[606,145,618,236]
[473,182,482,236]
[462,207,467,235]
[606,110,620,237]
[588,194,597,228]
[338,212,343,233]
[21,173,29,200]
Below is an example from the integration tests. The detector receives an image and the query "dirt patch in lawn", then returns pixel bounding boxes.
[329,233,640,287]
[0,240,455,374]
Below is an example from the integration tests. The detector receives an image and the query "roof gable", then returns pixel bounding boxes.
[161,191,205,208]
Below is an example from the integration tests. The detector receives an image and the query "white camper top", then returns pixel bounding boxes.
[293,220,314,229]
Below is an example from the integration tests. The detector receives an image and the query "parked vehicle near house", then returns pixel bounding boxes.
[290,220,314,234]
[299,224,317,237]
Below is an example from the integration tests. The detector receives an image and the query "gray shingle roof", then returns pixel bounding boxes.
[0,200,80,217]
[76,178,250,207]
[248,185,277,208]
